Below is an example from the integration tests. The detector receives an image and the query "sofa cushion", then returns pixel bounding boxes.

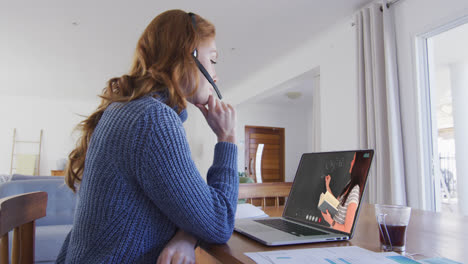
[36,225,72,262]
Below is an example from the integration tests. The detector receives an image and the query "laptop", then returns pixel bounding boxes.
[234,150,374,246]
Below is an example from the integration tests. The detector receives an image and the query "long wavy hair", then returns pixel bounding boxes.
[65,10,215,192]
[338,152,371,206]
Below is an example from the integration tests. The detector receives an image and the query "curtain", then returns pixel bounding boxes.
[356,1,407,205]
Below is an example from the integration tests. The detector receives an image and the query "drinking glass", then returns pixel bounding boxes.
[375,204,411,252]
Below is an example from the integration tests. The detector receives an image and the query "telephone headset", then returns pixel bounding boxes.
[188,12,223,100]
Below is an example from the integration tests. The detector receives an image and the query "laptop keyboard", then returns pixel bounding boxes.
[254,219,328,237]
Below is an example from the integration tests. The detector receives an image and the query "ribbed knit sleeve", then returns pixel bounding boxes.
[135,104,238,244]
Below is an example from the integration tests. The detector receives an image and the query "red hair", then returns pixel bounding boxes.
[65,10,215,192]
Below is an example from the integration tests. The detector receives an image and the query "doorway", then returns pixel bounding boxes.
[419,19,468,214]
[244,126,285,183]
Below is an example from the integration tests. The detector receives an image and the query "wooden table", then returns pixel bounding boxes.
[201,204,468,263]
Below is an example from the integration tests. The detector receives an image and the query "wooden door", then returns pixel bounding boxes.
[245,126,285,183]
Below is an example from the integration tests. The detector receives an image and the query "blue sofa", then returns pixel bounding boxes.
[0,175,76,263]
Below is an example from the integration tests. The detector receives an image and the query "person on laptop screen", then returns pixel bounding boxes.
[320,152,368,233]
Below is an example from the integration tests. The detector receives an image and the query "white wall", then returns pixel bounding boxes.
[0,95,98,175]
[393,0,468,209]
[226,18,359,153]
[0,95,220,180]
[236,103,309,182]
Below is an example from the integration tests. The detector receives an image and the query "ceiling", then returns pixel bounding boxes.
[243,68,318,108]
[0,0,373,101]
[433,22,468,66]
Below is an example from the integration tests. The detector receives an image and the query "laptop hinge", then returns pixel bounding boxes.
[283,216,349,236]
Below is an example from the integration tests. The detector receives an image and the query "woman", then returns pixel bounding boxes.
[321,152,367,233]
[57,10,238,264]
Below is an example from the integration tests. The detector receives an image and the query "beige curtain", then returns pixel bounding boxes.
[356,1,407,205]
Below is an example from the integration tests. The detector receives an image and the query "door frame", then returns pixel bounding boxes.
[415,15,468,211]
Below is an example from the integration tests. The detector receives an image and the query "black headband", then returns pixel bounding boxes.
[188,12,197,30]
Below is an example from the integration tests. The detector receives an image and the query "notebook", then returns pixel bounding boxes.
[234,150,374,246]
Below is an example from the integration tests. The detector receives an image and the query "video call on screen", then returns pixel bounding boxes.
[283,151,372,231]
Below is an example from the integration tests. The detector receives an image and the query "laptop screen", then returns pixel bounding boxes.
[283,150,374,234]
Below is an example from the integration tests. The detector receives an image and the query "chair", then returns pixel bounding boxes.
[0,191,47,264]
[238,182,292,209]
[0,179,76,262]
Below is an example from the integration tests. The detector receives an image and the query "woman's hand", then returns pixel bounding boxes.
[325,175,332,193]
[321,210,333,226]
[156,230,197,264]
[196,95,236,143]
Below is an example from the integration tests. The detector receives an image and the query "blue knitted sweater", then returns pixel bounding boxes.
[56,95,238,263]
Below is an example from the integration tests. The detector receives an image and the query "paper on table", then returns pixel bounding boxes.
[374,252,462,264]
[418,257,463,264]
[235,204,269,219]
[245,246,419,264]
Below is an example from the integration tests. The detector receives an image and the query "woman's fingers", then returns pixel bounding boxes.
[221,101,228,112]
[156,249,172,264]
[157,246,195,264]
[207,94,215,111]
[172,252,184,264]
[228,104,236,119]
